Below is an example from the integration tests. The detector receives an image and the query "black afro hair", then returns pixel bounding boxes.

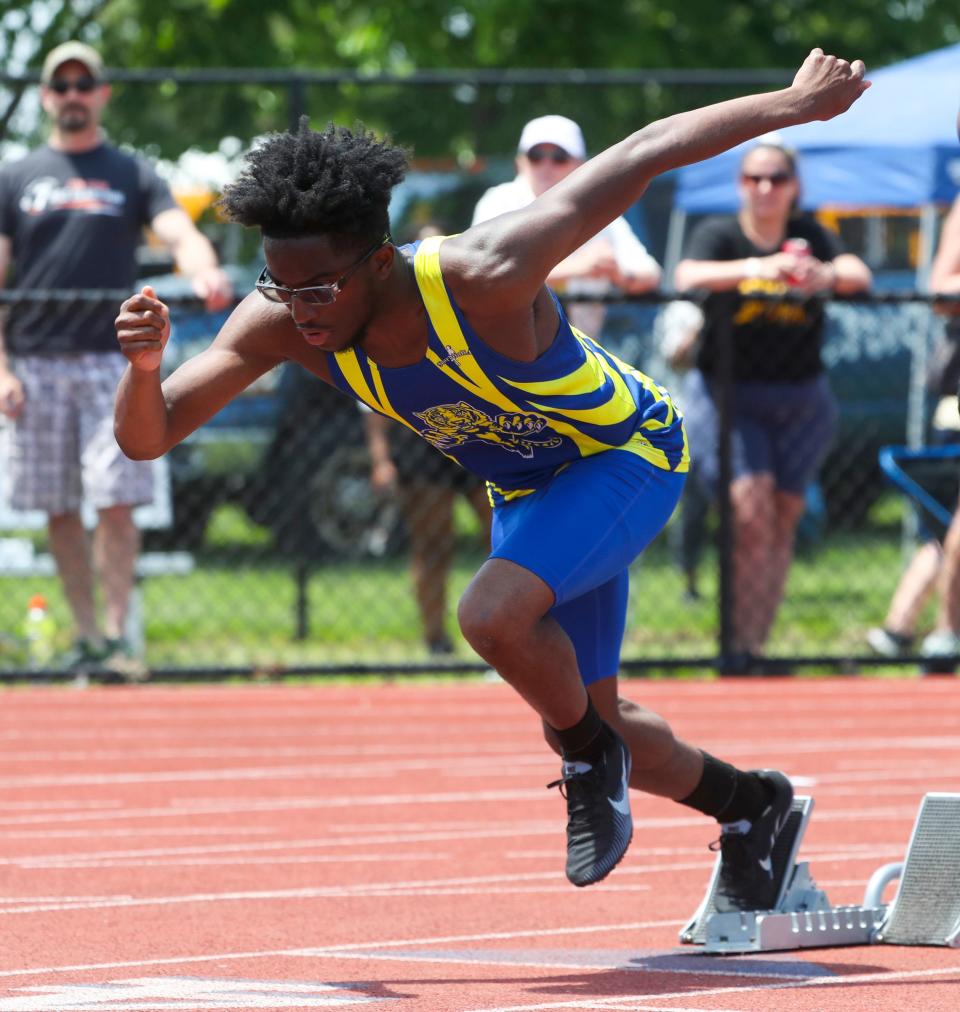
[218,118,409,245]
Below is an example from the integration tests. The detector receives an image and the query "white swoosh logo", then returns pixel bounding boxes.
[758,856,773,875]
[608,748,631,816]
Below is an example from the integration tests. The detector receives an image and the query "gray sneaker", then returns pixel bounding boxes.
[921,630,960,658]
[866,627,914,658]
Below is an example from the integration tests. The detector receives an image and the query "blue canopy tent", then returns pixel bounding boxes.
[666,43,960,280]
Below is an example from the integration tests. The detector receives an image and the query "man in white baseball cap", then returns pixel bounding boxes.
[517,114,587,162]
[40,40,105,84]
[472,114,661,335]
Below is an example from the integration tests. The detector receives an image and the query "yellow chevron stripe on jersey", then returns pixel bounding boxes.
[415,238,612,457]
[579,337,688,471]
[503,354,601,398]
[520,360,636,427]
[334,347,382,411]
[502,346,637,427]
[415,236,499,394]
[597,340,677,425]
[620,427,690,473]
[366,360,404,424]
[335,340,424,437]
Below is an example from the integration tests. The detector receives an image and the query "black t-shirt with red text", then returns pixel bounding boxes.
[683,214,844,383]
[0,143,177,354]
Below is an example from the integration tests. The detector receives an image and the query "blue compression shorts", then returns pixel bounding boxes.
[489,450,685,686]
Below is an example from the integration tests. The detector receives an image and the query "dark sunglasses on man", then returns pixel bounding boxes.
[525,146,573,165]
[48,77,100,95]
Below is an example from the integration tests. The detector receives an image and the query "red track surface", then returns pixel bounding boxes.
[1,677,960,1011]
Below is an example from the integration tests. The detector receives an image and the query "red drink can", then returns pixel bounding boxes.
[781,237,811,285]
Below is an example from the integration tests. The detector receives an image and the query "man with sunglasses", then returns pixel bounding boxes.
[472,115,661,336]
[0,40,232,678]
[115,49,868,896]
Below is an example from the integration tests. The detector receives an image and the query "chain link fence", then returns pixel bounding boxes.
[0,288,953,678]
[0,67,953,677]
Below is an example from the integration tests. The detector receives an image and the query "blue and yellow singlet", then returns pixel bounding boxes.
[325,235,689,507]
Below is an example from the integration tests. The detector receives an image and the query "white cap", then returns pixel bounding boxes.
[41,41,104,83]
[517,115,586,161]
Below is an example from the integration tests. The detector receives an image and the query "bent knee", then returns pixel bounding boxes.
[457,593,526,653]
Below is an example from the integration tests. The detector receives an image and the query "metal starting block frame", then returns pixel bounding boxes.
[680,792,960,954]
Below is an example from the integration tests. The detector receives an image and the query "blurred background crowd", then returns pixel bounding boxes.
[0,4,959,677]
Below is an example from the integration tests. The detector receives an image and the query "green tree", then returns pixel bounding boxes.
[2,1,958,160]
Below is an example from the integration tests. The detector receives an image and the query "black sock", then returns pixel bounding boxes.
[679,751,771,823]
[549,698,609,763]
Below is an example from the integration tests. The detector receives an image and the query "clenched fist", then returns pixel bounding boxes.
[791,48,870,122]
[115,285,170,372]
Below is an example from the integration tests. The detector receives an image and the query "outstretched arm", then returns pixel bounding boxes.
[449,49,869,312]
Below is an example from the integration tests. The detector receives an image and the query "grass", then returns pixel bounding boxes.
[0,497,923,675]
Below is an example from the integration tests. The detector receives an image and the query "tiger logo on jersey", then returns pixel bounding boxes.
[415,401,562,458]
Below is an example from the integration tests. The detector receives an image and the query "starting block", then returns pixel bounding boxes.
[680,792,960,953]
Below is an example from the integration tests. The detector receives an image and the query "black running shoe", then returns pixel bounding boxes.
[712,769,794,912]
[547,729,633,887]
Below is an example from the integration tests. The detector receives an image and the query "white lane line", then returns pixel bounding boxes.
[18,844,906,873]
[0,919,681,978]
[461,964,960,1011]
[0,882,652,908]
[0,798,926,834]
[0,866,681,914]
[20,852,452,871]
[2,824,562,866]
[11,847,912,914]
[2,709,956,747]
[2,736,960,791]
[295,919,685,953]
[0,790,554,826]
[0,757,553,790]
[3,744,534,762]
[321,949,812,980]
[564,1007,746,1012]
[4,824,563,867]
[0,896,133,904]
[0,800,123,811]
[0,729,541,747]
[4,825,278,840]
[6,731,949,762]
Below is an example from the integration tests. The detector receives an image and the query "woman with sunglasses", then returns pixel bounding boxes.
[674,140,872,672]
[116,50,868,899]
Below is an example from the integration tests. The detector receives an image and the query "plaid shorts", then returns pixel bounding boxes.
[8,353,154,514]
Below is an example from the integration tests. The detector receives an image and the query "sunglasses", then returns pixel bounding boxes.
[526,147,572,165]
[48,77,100,95]
[256,235,391,307]
[741,172,794,186]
